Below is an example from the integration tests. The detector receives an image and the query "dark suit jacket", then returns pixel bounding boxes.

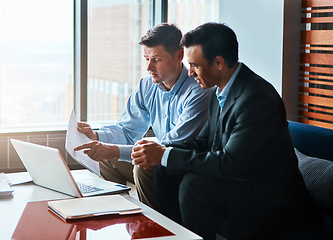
[167,64,320,239]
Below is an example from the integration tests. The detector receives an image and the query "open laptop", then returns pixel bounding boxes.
[10,139,130,197]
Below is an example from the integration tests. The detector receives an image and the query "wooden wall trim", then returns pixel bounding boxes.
[282,0,303,121]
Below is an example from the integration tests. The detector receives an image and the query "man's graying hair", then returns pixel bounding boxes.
[139,23,183,56]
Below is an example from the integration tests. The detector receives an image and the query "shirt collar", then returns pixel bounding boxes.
[216,62,242,98]
[158,63,188,93]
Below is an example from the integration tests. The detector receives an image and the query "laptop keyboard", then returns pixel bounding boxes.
[77,183,103,194]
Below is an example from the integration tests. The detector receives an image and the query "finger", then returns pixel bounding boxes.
[90,150,98,160]
[137,160,151,170]
[136,139,149,145]
[77,126,90,133]
[132,155,144,165]
[135,159,145,166]
[131,149,145,159]
[77,122,90,127]
[132,145,143,153]
[77,127,84,133]
[83,149,91,155]
[74,142,93,151]
[83,149,97,160]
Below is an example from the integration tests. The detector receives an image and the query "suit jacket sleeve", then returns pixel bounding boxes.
[166,73,291,182]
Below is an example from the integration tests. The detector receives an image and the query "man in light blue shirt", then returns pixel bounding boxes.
[75,23,210,210]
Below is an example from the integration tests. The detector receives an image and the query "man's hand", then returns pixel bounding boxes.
[131,140,166,170]
[74,141,119,162]
[77,122,98,140]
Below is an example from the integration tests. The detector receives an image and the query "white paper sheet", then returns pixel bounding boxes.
[65,110,100,175]
[6,172,32,185]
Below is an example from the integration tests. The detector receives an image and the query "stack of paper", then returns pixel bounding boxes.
[0,173,14,198]
[48,194,142,220]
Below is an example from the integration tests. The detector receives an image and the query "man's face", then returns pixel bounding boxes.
[186,45,219,89]
[144,45,182,87]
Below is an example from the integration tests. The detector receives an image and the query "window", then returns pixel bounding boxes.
[167,0,219,33]
[167,0,219,67]
[87,0,153,122]
[0,0,219,172]
[0,0,74,131]
[0,0,220,131]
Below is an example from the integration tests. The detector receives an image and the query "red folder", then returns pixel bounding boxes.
[12,201,174,240]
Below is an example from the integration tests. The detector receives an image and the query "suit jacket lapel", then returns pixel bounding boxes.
[211,86,220,126]
[213,65,247,149]
[211,97,222,151]
[214,65,248,150]
[220,65,247,122]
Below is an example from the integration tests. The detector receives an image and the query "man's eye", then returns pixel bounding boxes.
[145,58,161,63]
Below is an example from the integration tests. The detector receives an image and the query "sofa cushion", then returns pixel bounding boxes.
[295,148,333,215]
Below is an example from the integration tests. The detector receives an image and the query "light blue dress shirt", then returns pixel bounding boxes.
[97,64,211,161]
[161,62,243,166]
[215,62,242,109]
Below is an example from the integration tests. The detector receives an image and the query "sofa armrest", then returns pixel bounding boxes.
[288,121,333,162]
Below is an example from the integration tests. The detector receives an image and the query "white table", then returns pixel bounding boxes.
[0,171,202,240]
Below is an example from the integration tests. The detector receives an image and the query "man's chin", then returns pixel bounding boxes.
[198,83,207,89]
[152,77,161,84]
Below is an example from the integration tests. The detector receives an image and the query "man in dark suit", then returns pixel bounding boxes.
[131,23,322,240]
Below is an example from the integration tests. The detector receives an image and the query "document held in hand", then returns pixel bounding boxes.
[48,195,142,220]
[65,110,100,175]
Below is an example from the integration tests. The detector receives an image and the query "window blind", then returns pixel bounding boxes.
[299,0,333,129]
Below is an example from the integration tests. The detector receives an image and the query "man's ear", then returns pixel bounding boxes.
[215,56,224,70]
[176,49,184,62]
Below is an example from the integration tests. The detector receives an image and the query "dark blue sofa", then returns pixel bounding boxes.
[288,121,333,239]
[217,121,333,239]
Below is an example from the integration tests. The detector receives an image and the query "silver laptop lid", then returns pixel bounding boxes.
[10,139,130,197]
[10,139,83,197]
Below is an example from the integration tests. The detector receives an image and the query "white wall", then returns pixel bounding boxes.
[219,0,284,94]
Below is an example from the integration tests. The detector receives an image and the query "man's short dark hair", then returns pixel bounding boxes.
[181,22,238,68]
[139,23,183,56]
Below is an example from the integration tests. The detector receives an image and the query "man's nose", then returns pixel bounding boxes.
[188,66,196,77]
[147,60,154,71]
